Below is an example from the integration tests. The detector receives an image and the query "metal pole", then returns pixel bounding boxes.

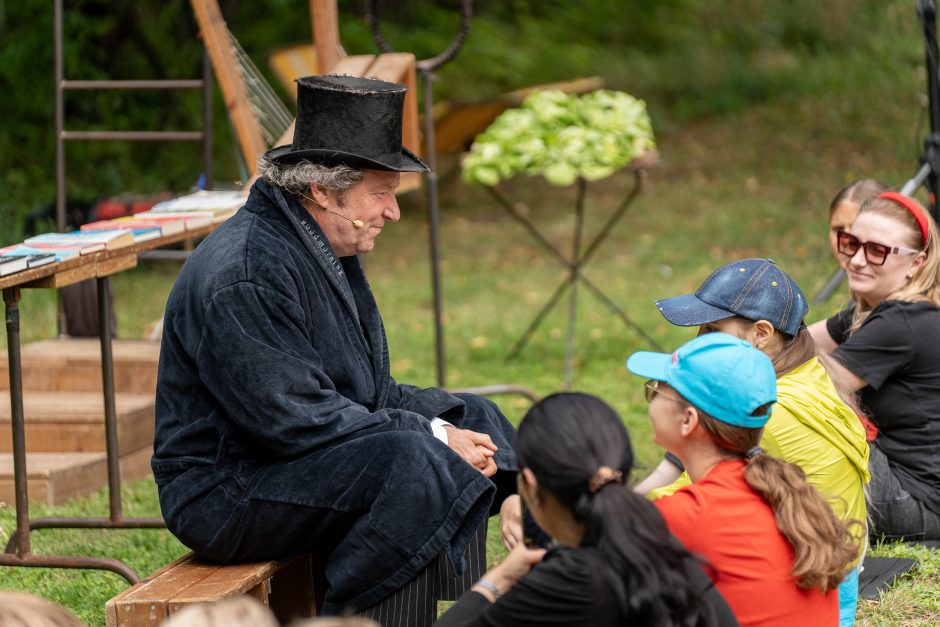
[564,178,587,389]
[97,277,123,522]
[54,0,65,233]
[919,0,940,220]
[421,68,447,387]
[54,0,67,338]
[4,288,29,556]
[203,52,214,191]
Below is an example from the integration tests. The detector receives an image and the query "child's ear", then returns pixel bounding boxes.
[679,405,700,437]
[747,319,775,351]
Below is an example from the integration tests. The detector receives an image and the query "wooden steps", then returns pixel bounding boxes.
[0,338,160,393]
[0,338,160,504]
[0,449,153,506]
[0,391,154,454]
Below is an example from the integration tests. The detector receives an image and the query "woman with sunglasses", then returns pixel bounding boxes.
[435,392,737,627]
[633,258,868,626]
[628,333,859,627]
[809,192,940,542]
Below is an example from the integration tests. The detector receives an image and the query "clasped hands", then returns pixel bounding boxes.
[444,425,498,477]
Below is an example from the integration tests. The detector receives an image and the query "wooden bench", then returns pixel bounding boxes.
[105,552,322,626]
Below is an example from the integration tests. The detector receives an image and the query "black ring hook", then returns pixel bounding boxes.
[365,0,474,72]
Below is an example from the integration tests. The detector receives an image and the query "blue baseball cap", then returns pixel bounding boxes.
[655,258,808,337]
[626,333,777,428]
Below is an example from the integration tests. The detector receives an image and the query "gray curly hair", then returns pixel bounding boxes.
[256,156,365,196]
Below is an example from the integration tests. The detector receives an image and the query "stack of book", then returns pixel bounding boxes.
[143,189,246,223]
[80,215,188,242]
[0,246,60,277]
[0,229,137,278]
[24,229,136,254]
[0,190,241,279]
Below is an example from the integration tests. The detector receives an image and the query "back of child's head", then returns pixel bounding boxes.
[518,392,711,626]
[0,591,85,627]
[160,595,278,627]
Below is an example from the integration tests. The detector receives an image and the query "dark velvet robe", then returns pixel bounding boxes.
[152,179,517,612]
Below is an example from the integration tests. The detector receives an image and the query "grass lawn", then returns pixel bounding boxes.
[2,81,939,625]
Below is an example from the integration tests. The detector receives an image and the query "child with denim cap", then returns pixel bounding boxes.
[633,258,869,626]
[628,333,858,627]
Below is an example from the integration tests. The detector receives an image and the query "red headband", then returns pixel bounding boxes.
[877,192,929,248]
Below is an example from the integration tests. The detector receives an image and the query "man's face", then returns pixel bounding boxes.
[318,170,401,257]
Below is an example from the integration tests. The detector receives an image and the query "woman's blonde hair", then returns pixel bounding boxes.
[0,591,86,627]
[849,195,940,333]
[160,596,278,627]
[695,410,860,593]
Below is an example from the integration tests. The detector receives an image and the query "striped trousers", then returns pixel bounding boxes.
[360,521,488,627]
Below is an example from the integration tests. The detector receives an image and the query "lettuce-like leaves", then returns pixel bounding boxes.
[462,89,656,187]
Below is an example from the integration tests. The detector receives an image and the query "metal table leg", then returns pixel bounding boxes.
[486,170,662,385]
[0,286,144,584]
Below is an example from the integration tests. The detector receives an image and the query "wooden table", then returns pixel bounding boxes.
[0,225,216,583]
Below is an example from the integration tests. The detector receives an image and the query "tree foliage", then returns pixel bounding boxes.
[0,0,922,241]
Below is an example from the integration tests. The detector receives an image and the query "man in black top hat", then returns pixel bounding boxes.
[153,76,518,624]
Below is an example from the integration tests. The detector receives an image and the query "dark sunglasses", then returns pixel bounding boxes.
[643,380,685,404]
[836,230,920,266]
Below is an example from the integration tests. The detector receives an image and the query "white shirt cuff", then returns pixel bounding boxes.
[430,417,453,444]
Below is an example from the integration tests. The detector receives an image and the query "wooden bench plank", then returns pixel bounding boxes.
[106,553,317,626]
[107,554,221,626]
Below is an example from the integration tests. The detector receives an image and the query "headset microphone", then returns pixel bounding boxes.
[327,209,364,229]
[300,193,365,229]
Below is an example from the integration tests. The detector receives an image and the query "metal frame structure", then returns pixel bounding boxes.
[1,225,218,582]
[0,1,217,583]
[484,169,662,388]
[54,0,215,237]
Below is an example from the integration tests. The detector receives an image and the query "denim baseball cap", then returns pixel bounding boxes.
[655,258,808,337]
[626,332,777,428]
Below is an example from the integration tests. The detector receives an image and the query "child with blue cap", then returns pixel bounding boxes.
[627,333,858,627]
[634,258,869,627]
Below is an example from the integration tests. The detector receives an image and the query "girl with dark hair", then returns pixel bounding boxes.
[810,192,940,541]
[434,392,737,627]
[828,179,889,267]
[628,333,859,627]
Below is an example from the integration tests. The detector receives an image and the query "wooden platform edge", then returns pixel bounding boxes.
[105,553,316,627]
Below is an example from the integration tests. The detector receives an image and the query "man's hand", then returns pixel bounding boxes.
[500,494,524,550]
[445,426,498,477]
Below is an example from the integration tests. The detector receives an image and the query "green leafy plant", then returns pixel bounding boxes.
[461,89,656,187]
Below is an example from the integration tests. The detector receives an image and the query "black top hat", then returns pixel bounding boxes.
[263,75,429,173]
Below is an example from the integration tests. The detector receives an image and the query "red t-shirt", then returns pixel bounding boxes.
[655,460,837,627]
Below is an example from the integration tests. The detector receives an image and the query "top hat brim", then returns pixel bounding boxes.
[263,144,429,173]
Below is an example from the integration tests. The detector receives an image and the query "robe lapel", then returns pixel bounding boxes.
[270,185,364,331]
[343,256,392,408]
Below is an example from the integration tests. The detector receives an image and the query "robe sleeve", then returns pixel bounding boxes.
[196,280,434,457]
